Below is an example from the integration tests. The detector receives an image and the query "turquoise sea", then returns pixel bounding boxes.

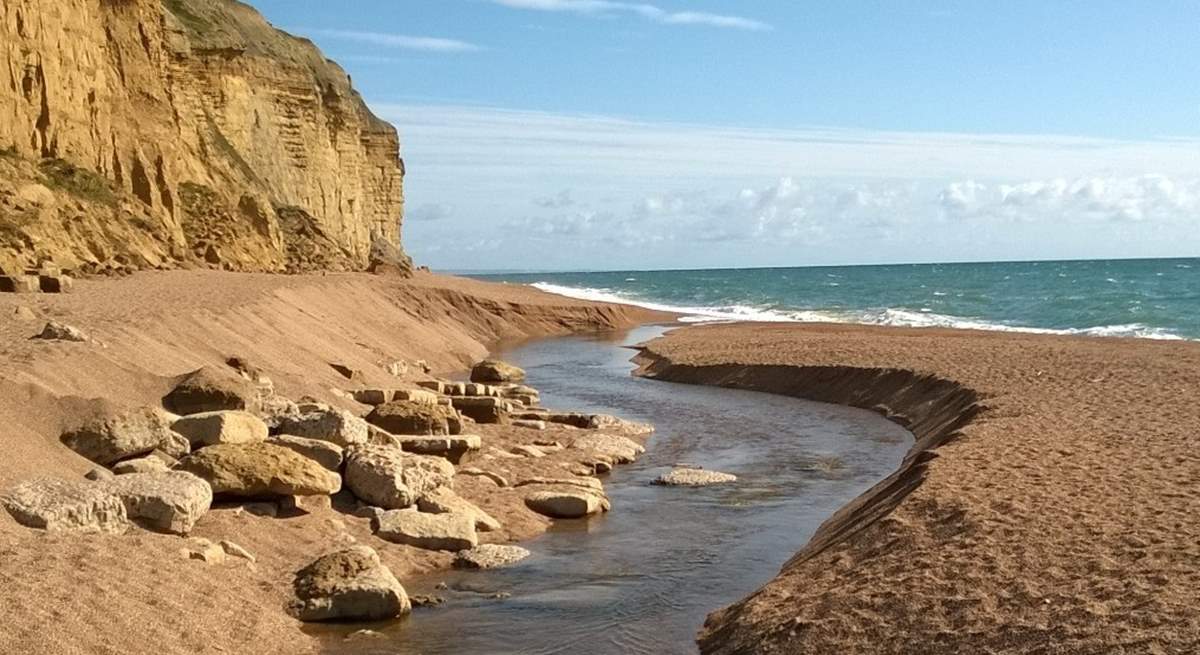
[474,258,1200,340]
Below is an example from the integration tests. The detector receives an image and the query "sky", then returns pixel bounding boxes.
[250,0,1200,271]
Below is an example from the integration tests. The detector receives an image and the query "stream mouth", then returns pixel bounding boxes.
[327,325,911,654]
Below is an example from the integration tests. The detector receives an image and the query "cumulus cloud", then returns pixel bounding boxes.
[488,0,771,31]
[298,29,481,53]
[939,175,1200,223]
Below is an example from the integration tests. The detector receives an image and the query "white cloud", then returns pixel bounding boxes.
[298,29,481,53]
[939,175,1200,224]
[489,0,771,31]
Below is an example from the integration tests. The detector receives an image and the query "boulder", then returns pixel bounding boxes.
[291,545,410,622]
[524,489,608,519]
[470,359,525,383]
[344,445,454,509]
[417,486,501,532]
[453,544,531,570]
[61,405,187,465]
[33,320,87,341]
[277,408,369,447]
[365,400,461,436]
[2,478,128,532]
[38,274,73,293]
[449,396,509,424]
[569,433,645,464]
[392,389,438,405]
[268,435,344,470]
[175,443,341,497]
[374,509,478,551]
[103,471,212,534]
[163,366,258,415]
[171,411,268,448]
[652,468,738,486]
[351,389,391,406]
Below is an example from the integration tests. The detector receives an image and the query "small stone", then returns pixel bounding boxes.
[386,360,409,377]
[511,444,546,458]
[652,468,738,487]
[458,467,508,487]
[453,544,531,570]
[417,486,501,532]
[512,419,547,430]
[410,594,444,607]
[345,630,385,641]
[171,411,268,448]
[12,306,37,321]
[219,540,255,562]
[375,509,478,551]
[329,362,363,382]
[111,454,171,475]
[84,467,115,482]
[33,320,87,342]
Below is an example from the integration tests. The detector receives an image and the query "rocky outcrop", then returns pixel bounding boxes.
[0,0,409,276]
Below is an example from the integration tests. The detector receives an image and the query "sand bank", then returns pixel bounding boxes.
[635,322,1200,654]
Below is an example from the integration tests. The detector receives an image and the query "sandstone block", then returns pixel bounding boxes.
[268,435,344,470]
[171,410,268,447]
[163,366,258,415]
[374,509,478,551]
[277,407,369,447]
[175,443,341,497]
[417,486,501,532]
[61,405,185,465]
[104,470,212,534]
[291,545,410,622]
[344,445,454,509]
[2,478,128,532]
[453,544,531,570]
[470,359,525,383]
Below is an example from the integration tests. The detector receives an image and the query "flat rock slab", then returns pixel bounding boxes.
[61,405,189,466]
[454,544,531,570]
[393,434,480,464]
[569,433,645,464]
[104,471,212,534]
[652,468,738,487]
[277,408,369,447]
[375,509,478,551]
[172,411,268,447]
[291,545,410,622]
[524,489,609,519]
[2,477,129,533]
[344,444,454,509]
[175,442,341,497]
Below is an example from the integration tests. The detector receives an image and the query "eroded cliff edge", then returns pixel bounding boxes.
[0,0,409,275]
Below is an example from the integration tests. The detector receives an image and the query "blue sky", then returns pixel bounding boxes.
[251,1,1200,271]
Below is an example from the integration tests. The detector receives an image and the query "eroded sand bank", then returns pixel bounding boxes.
[635,322,1200,654]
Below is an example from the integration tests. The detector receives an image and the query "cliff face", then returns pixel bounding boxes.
[0,0,409,275]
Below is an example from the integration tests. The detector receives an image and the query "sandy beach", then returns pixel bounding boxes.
[635,322,1200,654]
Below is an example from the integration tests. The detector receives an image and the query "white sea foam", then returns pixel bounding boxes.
[530,282,1188,341]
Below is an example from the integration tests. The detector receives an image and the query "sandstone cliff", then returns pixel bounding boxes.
[0,0,409,276]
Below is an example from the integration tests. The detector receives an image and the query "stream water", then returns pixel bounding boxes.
[324,325,911,654]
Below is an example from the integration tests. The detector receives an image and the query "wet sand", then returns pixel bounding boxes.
[636,322,1200,654]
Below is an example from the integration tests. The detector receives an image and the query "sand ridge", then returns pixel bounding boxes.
[636,322,1200,654]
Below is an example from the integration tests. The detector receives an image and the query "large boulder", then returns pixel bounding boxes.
[171,411,268,448]
[524,489,609,519]
[344,445,454,509]
[163,366,258,415]
[374,509,478,551]
[453,544,531,570]
[61,405,189,465]
[103,471,212,534]
[175,443,341,497]
[365,400,461,436]
[290,545,410,622]
[417,486,501,532]
[469,359,525,383]
[277,408,369,447]
[267,435,344,470]
[2,478,129,533]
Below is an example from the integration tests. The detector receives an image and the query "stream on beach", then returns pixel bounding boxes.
[324,325,911,655]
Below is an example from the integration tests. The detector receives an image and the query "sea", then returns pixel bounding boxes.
[472,257,1200,341]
